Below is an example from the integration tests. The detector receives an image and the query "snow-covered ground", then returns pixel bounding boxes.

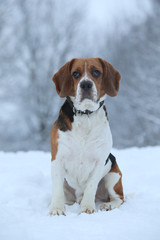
[0,147,160,240]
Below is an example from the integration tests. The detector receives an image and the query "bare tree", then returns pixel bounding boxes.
[106,0,160,148]
[13,0,85,150]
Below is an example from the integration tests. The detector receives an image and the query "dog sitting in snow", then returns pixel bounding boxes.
[49,58,124,215]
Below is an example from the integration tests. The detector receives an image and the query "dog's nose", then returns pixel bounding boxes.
[80,81,93,91]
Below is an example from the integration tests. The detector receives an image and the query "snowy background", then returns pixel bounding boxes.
[0,0,160,151]
[0,1,160,239]
[0,147,160,240]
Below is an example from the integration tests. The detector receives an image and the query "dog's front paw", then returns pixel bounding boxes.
[49,206,66,216]
[80,204,96,214]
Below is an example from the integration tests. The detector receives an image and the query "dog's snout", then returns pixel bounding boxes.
[80,81,93,91]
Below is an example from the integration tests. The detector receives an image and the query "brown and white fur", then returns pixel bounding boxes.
[50,58,124,215]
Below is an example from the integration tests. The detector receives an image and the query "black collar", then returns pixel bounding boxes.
[66,97,104,116]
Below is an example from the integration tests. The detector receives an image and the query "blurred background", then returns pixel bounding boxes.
[0,0,160,151]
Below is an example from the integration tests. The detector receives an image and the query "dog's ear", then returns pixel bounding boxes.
[52,59,75,98]
[98,58,121,97]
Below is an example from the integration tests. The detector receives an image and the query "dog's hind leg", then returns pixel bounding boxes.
[100,162,124,211]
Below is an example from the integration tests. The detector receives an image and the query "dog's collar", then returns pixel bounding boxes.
[67,97,104,116]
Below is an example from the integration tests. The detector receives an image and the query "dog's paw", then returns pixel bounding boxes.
[49,207,66,216]
[100,202,112,211]
[80,205,96,214]
[100,199,122,211]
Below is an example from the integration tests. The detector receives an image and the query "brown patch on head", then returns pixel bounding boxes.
[70,58,121,98]
[109,162,124,201]
[70,58,86,95]
[52,59,75,98]
[71,58,104,99]
[52,58,121,99]
[98,58,121,97]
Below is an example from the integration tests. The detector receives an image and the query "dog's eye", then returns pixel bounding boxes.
[72,71,81,79]
[92,70,101,78]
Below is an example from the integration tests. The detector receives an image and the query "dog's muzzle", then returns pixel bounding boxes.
[80,80,93,101]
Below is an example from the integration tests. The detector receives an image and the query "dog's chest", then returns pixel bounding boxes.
[58,108,112,190]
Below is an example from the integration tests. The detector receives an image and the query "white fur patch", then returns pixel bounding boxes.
[57,107,113,204]
[74,80,98,112]
[71,61,99,112]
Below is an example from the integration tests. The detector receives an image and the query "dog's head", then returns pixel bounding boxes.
[52,58,121,111]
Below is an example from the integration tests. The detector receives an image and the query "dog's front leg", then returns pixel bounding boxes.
[49,159,65,216]
[80,163,103,214]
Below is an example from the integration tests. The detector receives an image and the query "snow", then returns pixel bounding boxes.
[0,147,160,240]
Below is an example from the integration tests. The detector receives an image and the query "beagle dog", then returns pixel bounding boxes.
[50,58,124,215]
